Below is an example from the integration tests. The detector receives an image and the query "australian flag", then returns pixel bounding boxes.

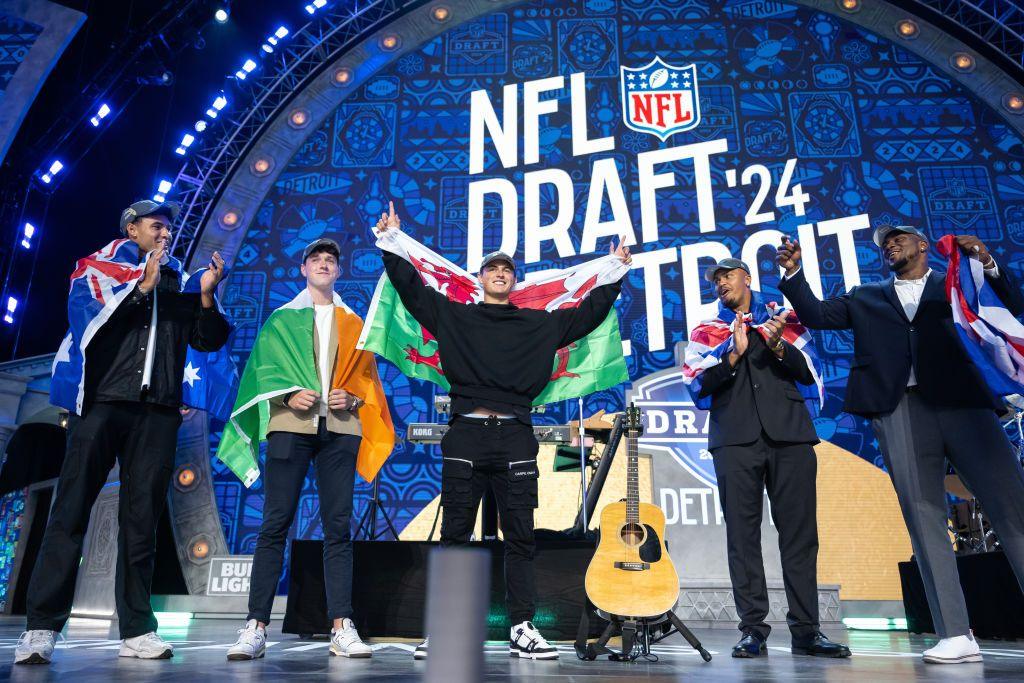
[51,238,238,420]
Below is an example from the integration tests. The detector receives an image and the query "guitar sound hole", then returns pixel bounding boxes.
[620,522,645,547]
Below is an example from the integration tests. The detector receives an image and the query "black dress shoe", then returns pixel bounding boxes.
[732,633,767,658]
[791,632,851,658]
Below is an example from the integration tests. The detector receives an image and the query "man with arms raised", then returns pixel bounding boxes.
[375,202,630,661]
[778,226,1024,664]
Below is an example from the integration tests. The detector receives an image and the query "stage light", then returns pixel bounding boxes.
[220,209,241,228]
[431,5,451,22]
[213,95,227,110]
[896,19,919,39]
[177,467,197,487]
[21,223,34,249]
[836,0,860,11]
[333,67,352,85]
[288,108,310,128]
[950,52,975,72]
[275,26,289,39]
[235,58,257,80]
[89,103,111,127]
[153,179,172,202]
[191,539,210,559]
[40,159,64,184]
[195,119,208,132]
[4,297,17,324]
[251,156,273,176]
[1004,92,1024,114]
[214,8,228,23]
[175,133,195,155]
[380,33,401,51]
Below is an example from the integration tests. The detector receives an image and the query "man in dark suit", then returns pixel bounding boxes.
[686,258,850,659]
[778,225,1024,664]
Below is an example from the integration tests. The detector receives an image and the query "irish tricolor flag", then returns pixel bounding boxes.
[217,289,394,487]
[358,228,629,406]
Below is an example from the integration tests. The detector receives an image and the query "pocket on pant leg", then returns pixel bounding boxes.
[506,460,539,510]
[441,457,474,508]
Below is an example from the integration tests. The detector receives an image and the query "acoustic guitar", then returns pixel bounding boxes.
[584,403,680,618]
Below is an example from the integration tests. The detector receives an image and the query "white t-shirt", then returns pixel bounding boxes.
[314,304,334,418]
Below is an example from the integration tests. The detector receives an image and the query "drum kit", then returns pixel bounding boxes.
[944,395,1024,555]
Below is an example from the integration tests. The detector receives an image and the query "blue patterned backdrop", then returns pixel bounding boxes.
[207,0,1024,576]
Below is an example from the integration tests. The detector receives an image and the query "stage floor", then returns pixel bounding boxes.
[0,616,1021,681]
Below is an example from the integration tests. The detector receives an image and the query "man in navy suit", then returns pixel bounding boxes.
[777,225,1024,664]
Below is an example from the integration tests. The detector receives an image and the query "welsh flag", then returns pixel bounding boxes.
[357,228,629,405]
[217,289,394,487]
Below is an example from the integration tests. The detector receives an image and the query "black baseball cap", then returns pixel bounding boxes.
[704,257,751,282]
[873,224,927,247]
[479,250,515,272]
[119,199,180,235]
[301,237,341,262]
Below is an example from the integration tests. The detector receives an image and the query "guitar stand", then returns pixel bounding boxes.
[577,610,712,663]
[355,475,399,540]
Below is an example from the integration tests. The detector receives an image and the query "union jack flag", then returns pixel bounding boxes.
[938,234,1024,397]
[682,292,824,410]
[51,238,236,418]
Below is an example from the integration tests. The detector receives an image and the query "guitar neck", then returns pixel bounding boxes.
[626,425,639,525]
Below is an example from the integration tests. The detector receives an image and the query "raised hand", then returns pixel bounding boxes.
[375,200,402,233]
[955,235,995,269]
[200,251,225,296]
[139,245,164,294]
[610,235,632,265]
[776,236,802,276]
[287,389,319,411]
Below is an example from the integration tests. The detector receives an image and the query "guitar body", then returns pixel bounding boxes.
[585,500,680,618]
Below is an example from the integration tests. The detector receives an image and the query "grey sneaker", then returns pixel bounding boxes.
[227,620,267,660]
[413,636,428,660]
[330,618,371,658]
[14,630,56,665]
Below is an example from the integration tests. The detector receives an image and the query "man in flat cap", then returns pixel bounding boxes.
[376,202,630,661]
[778,226,1024,664]
[683,258,850,660]
[16,200,229,664]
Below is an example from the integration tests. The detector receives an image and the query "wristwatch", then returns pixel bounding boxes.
[349,396,364,412]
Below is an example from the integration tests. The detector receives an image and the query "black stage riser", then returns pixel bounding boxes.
[899,550,1024,639]
[284,536,606,641]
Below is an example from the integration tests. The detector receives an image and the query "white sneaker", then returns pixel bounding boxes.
[330,618,372,658]
[119,631,173,659]
[227,620,267,661]
[922,633,982,664]
[14,630,56,665]
[510,621,559,660]
[413,636,428,660]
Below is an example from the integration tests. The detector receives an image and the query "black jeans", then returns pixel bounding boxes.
[711,432,819,644]
[27,401,182,639]
[439,416,539,626]
[247,424,360,624]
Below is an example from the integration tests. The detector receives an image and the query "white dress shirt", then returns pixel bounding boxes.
[314,304,334,418]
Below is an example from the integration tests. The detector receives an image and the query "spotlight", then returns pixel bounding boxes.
[153,179,172,202]
[896,19,919,39]
[288,108,310,128]
[40,159,64,184]
[89,103,111,127]
[177,467,197,487]
[214,8,228,23]
[306,0,327,12]
[195,120,208,132]
[950,52,975,72]
[1003,92,1024,114]
[175,133,195,155]
[251,157,273,176]
[836,0,860,11]
[333,67,352,85]
[220,209,241,228]
[380,33,400,51]
[21,223,34,249]
[4,297,17,324]
[191,539,210,560]
[235,58,257,80]
[431,5,451,22]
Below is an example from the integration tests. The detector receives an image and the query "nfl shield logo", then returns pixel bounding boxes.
[620,57,701,141]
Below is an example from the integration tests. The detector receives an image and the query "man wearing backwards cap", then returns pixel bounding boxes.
[376,202,630,661]
[15,200,229,665]
[778,226,1024,664]
[687,258,850,660]
[225,237,376,661]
